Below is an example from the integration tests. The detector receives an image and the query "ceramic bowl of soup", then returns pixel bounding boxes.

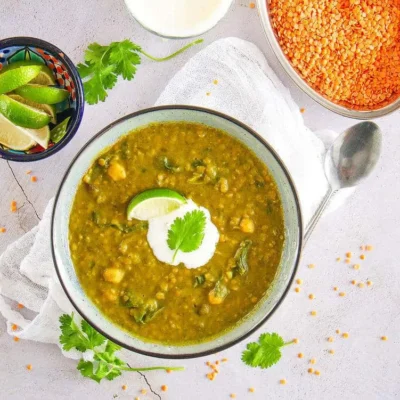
[52,105,302,358]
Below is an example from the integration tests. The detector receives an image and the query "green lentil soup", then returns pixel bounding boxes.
[69,121,285,345]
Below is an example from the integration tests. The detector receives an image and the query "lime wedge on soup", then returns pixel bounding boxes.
[127,189,186,221]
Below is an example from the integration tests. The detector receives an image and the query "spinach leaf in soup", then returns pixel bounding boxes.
[194,274,206,287]
[160,156,180,172]
[232,240,253,276]
[92,211,148,233]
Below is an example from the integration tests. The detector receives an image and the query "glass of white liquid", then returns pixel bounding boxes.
[124,0,234,38]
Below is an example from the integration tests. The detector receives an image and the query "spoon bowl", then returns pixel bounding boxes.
[325,121,382,189]
[304,121,382,244]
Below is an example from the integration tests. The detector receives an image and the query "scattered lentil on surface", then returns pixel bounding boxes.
[329,349,335,355]
[353,264,360,270]
[0,227,6,233]
[11,201,17,212]
[13,337,19,342]
[140,389,147,395]
[358,282,365,288]
[336,329,340,334]
[122,385,127,391]
[328,337,334,343]
[342,332,349,339]
[249,387,255,393]
[17,303,24,309]
[339,292,346,297]
[314,370,321,376]
[26,364,32,371]
[295,287,301,293]
[31,176,37,182]
[230,394,236,398]
[311,310,317,316]
[279,379,286,385]
[360,254,366,260]
[296,278,303,285]
[161,385,168,392]
[366,245,374,251]
[298,353,304,358]
[249,2,256,8]
[308,293,315,300]
[11,324,17,331]
[367,280,373,287]
[381,336,388,341]
[308,264,315,269]
[308,368,314,373]
[351,280,357,285]
[293,338,299,344]
[310,358,316,365]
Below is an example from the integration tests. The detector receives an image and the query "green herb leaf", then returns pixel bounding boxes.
[162,156,180,172]
[91,211,148,233]
[77,39,203,105]
[167,210,206,261]
[59,313,91,352]
[194,274,206,287]
[81,320,106,348]
[232,240,252,276]
[59,313,184,383]
[242,333,292,369]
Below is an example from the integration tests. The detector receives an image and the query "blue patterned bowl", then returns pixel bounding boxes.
[0,37,84,162]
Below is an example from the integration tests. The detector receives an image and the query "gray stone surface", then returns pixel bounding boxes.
[0,1,399,399]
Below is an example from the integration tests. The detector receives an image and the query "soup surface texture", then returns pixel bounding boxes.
[69,122,284,345]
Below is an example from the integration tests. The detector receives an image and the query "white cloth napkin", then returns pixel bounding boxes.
[0,37,351,356]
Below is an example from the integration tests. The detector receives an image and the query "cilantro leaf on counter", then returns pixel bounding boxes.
[242,333,293,369]
[167,209,206,262]
[59,313,184,382]
[77,39,203,105]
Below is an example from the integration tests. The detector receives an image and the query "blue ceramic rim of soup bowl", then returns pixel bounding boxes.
[0,37,84,162]
[51,105,303,359]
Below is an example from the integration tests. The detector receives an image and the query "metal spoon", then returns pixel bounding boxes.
[304,121,382,245]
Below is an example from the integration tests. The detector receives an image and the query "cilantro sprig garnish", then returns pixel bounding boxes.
[77,39,203,104]
[60,313,183,382]
[167,209,206,262]
[242,333,293,369]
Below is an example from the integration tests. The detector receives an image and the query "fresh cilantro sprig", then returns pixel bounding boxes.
[167,209,206,262]
[60,313,184,382]
[242,333,293,369]
[77,39,203,104]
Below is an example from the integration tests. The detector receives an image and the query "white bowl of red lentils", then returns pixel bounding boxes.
[257,0,400,119]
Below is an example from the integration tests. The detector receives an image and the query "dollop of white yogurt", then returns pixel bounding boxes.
[147,200,219,268]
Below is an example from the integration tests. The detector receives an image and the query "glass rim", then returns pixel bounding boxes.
[123,0,234,39]
[51,105,303,359]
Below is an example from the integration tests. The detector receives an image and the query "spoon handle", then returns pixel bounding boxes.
[303,187,336,246]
